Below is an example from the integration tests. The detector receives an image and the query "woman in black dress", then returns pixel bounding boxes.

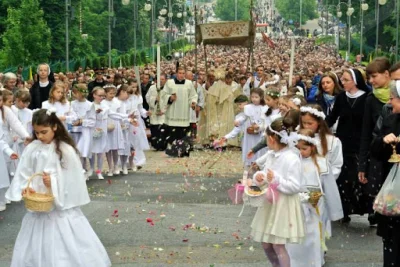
[370,80,400,267]
[358,57,392,226]
[325,68,370,223]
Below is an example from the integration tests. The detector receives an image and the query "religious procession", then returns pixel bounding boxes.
[0,0,400,266]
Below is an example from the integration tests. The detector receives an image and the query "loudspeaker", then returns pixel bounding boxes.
[165,55,173,61]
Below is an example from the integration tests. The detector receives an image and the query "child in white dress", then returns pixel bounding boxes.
[0,91,31,210]
[287,129,334,267]
[5,109,111,267]
[90,87,108,179]
[90,87,130,179]
[264,87,281,124]
[70,84,96,179]
[0,128,18,211]
[42,81,77,129]
[242,88,268,166]
[102,85,126,176]
[11,90,33,158]
[252,117,305,267]
[128,85,150,169]
[221,95,248,155]
[2,90,14,108]
[116,85,134,175]
[300,104,343,262]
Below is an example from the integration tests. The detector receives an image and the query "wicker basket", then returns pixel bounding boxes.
[22,173,54,212]
[244,187,267,207]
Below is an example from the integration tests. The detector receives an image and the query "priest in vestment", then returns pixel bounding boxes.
[160,67,198,145]
[202,72,241,146]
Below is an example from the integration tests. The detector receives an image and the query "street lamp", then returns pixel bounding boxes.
[166,1,185,54]
[121,0,138,66]
[396,0,400,61]
[109,0,114,68]
[360,1,368,59]
[375,0,387,56]
[337,1,354,61]
[300,0,303,35]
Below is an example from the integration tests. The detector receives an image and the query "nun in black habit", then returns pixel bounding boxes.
[325,68,370,223]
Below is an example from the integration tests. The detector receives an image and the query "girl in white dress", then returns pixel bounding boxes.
[0,90,31,210]
[102,85,125,176]
[287,129,332,267]
[70,84,96,178]
[127,85,150,169]
[90,87,108,180]
[252,117,305,267]
[264,88,281,123]
[5,109,111,267]
[0,128,18,211]
[11,91,33,156]
[242,88,268,166]
[300,104,343,259]
[2,90,14,108]
[116,85,133,175]
[42,81,77,129]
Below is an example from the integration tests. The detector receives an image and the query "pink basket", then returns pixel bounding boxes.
[228,183,245,205]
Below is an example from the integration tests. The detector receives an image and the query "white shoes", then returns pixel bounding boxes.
[132,166,138,172]
[107,171,113,177]
[122,167,128,175]
[97,173,105,180]
[0,205,6,212]
[6,200,11,205]
[113,167,120,175]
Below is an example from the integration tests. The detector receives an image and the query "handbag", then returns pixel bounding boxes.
[246,124,259,135]
[107,123,115,132]
[93,128,104,139]
[373,163,400,216]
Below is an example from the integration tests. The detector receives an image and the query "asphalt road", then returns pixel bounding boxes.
[0,171,383,267]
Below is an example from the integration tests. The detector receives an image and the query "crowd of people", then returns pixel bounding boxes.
[0,37,399,266]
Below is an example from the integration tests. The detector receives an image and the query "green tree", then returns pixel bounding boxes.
[1,0,51,66]
[276,0,317,25]
[215,0,252,21]
[324,0,397,55]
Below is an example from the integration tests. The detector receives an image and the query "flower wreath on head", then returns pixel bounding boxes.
[290,97,301,106]
[46,107,57,116]
[74,84,88,94]
[266,90,280,98]
[103,84,116,90]
[300,106,326,120]
[297,134,319,146]
[268,124,298,148]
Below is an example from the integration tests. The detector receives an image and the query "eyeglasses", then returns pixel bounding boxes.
[96,94,106,98]
[340,78,353,83]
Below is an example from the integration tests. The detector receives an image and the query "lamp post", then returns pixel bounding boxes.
[300,0,302,35]
[376,0,387,56]
[396,0,399,61]
[122,0,138,66]
[337,1,354,61]
[360,1,368,59]
[167,1,185,54]
[144,1,154,61]
[235,0,238,20]
[65,0,70,72]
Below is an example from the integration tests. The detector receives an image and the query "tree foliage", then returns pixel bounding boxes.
[0,0,191,69]
[324,0,399,54]
[275,0,318,25]
[2,0,51,66]
[215,0,252,21]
